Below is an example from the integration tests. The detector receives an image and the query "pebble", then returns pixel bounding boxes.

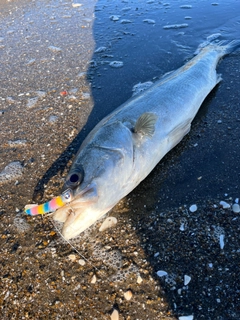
[157,270,168,277]
[137,275,143,284]
[163,24,188,29]
[0,161,24,183]
[109,61,124,68]
[78,259,86,266]
[184,275,191,286]
[99,217,117,232]
[124,290,133,301]
[232,203,240,213]
[90,275,97,284]
[219,234,225,250]
[189,204,197,212]
[48,45,62,53]
[111,309,119,320]
[68,254,77,262]
[220,201,230,209]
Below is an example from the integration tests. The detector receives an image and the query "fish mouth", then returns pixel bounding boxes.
[53,203,105,239]
[52,182,101,239]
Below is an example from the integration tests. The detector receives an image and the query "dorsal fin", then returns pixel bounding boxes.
[134,112,158,137]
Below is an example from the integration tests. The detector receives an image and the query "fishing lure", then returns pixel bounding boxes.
[25,189,73,216]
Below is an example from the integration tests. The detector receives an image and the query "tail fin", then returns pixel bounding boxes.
[219,40,240,55]
[195,35,240,57]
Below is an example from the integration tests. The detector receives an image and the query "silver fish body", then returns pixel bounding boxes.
[53,40,240,239]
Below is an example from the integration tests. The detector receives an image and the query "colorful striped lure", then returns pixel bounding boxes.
[25,189,73,216]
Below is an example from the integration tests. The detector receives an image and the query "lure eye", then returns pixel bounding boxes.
[66,167,84,189]
[62,189,73,202]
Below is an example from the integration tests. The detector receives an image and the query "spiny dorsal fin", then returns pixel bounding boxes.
[134,112,158,137]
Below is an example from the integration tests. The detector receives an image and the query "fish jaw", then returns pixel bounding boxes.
[62,206,108,239]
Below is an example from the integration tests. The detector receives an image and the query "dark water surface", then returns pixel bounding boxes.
[0,0,240,319]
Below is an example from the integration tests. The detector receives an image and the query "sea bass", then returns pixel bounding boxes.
[26,40,240,239]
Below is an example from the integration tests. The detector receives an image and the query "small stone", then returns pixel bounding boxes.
[219,234,225,250]
[157,270,168,277]
[78,259,86,266]
[90,275,97,284]
[232,203,240,213]
[220,201,230,209]
[189,204,197,212]
[137,275,143,284]
[124,290,133,301]
[68,254,77,262]
[99,217,117,232]
[179,222,185,231]
[184,275,191,285]
[111,309,119,320]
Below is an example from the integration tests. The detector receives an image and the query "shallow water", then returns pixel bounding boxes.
[0,0,240,319]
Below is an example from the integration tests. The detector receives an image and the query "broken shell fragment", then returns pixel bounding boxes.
[184,275,191,286]
[99,217,117,232]
[111,309,119,320]
[124,290,133,301]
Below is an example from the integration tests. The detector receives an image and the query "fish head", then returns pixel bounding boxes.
[53,140,132,239]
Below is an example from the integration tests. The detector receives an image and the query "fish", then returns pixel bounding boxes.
[25,39,240,239]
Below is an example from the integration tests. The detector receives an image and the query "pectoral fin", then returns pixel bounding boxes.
[134,112,158,137]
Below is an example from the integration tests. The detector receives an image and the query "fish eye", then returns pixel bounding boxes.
[66,167,84,188]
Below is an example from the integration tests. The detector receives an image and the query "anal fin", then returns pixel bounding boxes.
[134,112,158,137]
